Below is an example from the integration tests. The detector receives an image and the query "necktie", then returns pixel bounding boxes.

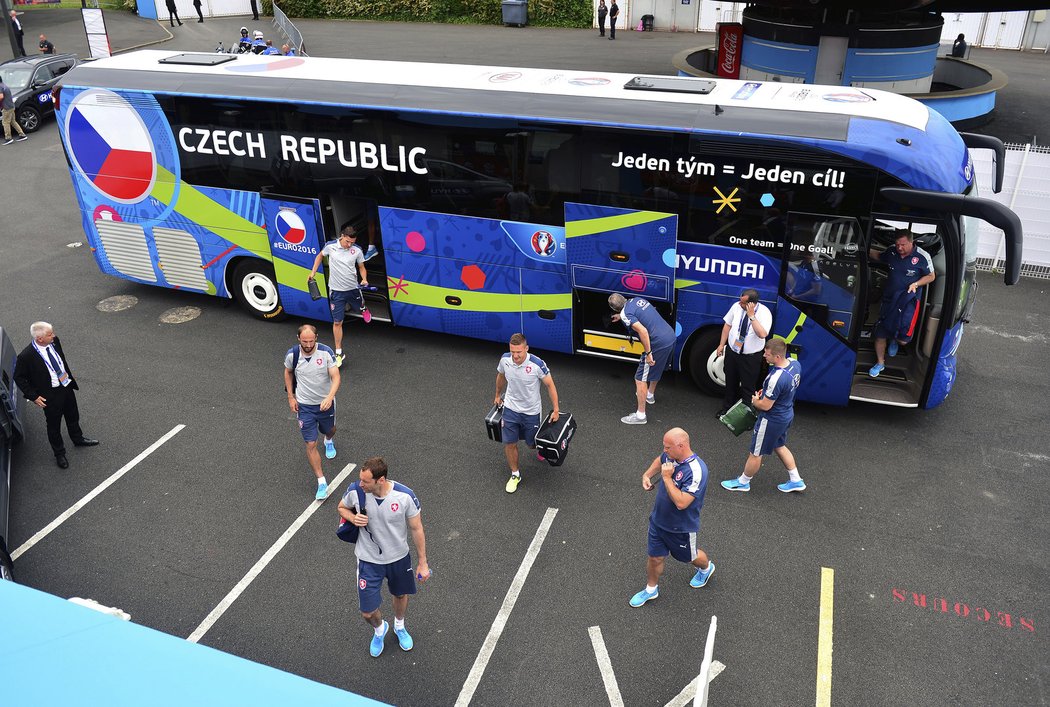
[45,346,70,387]
[737,310,750,353]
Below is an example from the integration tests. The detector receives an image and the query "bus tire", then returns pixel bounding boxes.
[686,328,726,396]
[231,259,286,321]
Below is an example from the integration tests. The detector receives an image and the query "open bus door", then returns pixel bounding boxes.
[564,203,678,361]
[775,213,865,406]
[259,195,331,322]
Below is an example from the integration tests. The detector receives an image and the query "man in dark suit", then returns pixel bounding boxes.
[9,10,26,57]
[14,322,98,469]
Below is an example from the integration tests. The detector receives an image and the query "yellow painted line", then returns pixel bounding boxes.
[584,332,645,355]
[816,567,834,707]
[784,312,807,344]
[674,278,702,290]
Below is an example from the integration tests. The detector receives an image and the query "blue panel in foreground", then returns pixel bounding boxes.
[0,582,386,707]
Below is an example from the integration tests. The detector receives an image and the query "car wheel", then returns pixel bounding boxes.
[17,104,41,133]
[231,259,286,320]
[686,328,726,396]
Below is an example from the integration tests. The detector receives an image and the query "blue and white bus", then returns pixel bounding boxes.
[54,51,1021,408]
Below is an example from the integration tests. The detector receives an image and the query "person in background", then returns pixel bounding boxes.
[951,33,967,58]
[251,30,267,54]
[281,43,298,56]
[9,10,26,57]
[715,289,771,417]
[721,338,806,494]
[262,40,281,55]
[609,293,676,425]
[165,0,183,27]
[192,0,204,23]
[38,34,55,55]
[237,27,253,53]
[283,324,340,501]
[14,322,99,470]
[608,0,619,40]
[1,78,28,146]
[597,0,608,37]
[309,225,370,369]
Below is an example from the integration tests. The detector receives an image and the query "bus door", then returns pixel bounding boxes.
[564,202,678,359]
[260,195,331,322]
[776,214,864,406]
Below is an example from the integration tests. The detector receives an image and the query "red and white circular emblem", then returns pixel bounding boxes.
[675,471,683,481]
[359,578,367,590]
[391,502,400,512]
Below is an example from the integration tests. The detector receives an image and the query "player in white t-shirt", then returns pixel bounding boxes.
[309,225,370,368]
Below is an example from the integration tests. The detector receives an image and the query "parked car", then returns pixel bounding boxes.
[0,53,78,133]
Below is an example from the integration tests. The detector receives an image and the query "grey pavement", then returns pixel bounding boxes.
[12,9,1050,144]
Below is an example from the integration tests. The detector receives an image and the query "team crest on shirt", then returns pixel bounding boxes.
[359,579,367,590]
[525,365,532,373]
[317,358,324,365]
[674,471,683,481]
[391,502,399,512]
[911,257,919,265]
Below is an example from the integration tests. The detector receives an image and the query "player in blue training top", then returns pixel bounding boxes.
[868,229,935,378]
[609,293,677,425]
[722,338,806,493]
[629,427,715,608]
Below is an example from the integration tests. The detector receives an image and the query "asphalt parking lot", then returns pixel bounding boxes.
[3,14,1049,707]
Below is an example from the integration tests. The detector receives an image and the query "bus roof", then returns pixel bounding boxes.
[69,50,931,132]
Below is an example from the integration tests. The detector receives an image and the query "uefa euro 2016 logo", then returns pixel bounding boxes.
[531,230,556,257]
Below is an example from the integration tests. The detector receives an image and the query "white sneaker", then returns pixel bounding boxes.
[621,412,647,425]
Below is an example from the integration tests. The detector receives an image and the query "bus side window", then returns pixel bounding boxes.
[784,214,862,339]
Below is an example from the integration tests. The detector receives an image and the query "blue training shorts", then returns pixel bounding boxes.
[647,523,699,563]
[357,555,417,613]
[297,402,336,443]
[502,408,540,446]
[330,288,364,323]
[750,416,791,457]
[635,345,673,383]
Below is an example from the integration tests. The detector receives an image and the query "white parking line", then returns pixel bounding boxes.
[11,424,186,561]
[187,463,355,644]
[588,626,625,707]
[663,662,726,707]
[455,507,559,707]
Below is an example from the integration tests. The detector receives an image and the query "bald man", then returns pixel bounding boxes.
[629,427,714,608]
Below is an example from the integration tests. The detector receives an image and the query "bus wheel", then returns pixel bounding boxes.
[231,260,286,320]
[686,329,726,396]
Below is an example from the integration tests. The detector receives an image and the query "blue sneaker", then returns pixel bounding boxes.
[395,626,414,651]
[887,340,899,357]
[370,620,388,658]
[721,478,750,492]
[629,587,659,608]
[868,362,885,378]
[778,479,807,493]
[690,562,715,588]
[315,482,328,500]
[324,438,336,459]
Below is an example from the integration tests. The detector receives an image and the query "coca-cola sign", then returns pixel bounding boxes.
[717,23,743,79]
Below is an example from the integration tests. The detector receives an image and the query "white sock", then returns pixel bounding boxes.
[325,436,334,445]
[646,584,658,593]
[787,468,801,482]
[394,618,405,631]
[636,411,646,419]
[511,470,520,477]
[374,622,385,636]
[336,348,342,354]
[318,476,327,486]
[738,474,750,485]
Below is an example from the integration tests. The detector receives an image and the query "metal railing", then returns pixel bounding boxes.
[271,1,307,56]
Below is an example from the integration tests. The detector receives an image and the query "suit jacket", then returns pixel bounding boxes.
[14,337,79,402]
[11,17,23,39]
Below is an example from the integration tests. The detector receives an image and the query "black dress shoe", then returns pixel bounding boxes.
[74,438,99,447]
[56,455,69,469]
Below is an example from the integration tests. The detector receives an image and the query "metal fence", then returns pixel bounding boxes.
[973,143,1050,280]
[271,1,307,56]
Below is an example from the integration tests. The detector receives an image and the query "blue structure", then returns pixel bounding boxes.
[2,581,385,706]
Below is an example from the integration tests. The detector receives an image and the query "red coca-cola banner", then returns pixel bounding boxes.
[716,22,744,79]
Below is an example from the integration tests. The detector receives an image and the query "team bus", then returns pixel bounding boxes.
[54,50,1022,408]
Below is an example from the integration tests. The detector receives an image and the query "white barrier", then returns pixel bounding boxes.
[693,615,717,707]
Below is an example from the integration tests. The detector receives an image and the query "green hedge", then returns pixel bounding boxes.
[264,0,591,27]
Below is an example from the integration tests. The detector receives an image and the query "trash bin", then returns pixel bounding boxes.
[641,14,654,31]
[501,0,527,27]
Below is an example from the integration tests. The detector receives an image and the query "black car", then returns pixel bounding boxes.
[0,53,78,133]
[0,325,24,582]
